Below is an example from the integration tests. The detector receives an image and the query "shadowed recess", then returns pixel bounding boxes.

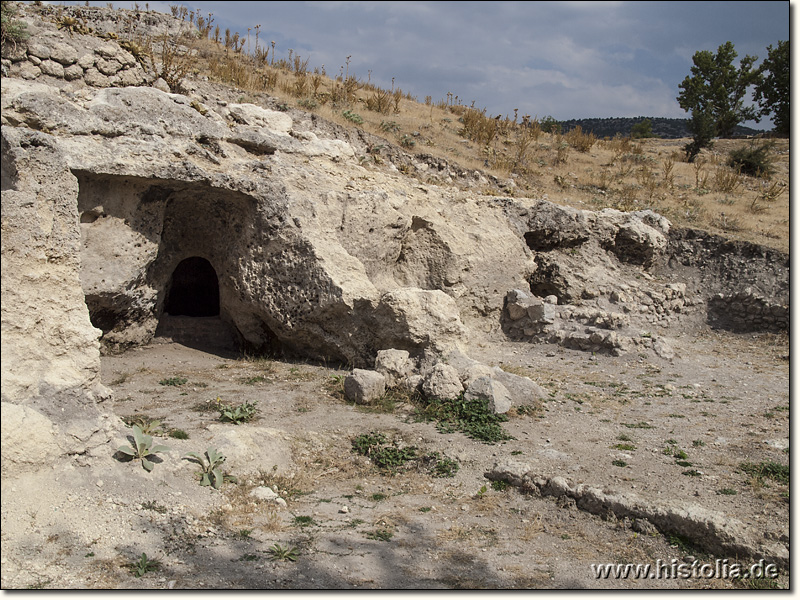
[165,257,220,317]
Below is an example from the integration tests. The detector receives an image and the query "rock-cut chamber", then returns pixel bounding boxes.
[164,257,220,317]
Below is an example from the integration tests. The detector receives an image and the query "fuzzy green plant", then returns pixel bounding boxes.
[268,543,298,562]
[184,447,231,489]
[117,425,170,472]
[129,552,160,578]
[218,400,258,424]
[341,109,364,125]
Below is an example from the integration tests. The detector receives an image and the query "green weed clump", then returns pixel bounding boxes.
[1,1,29,50]
[739,461,789,484]
[351,432,460,477]
[415,394,514,443]
[218,400,258,424]
[129,553,160,578]
[351,432,417,474]
[159,376,188,386]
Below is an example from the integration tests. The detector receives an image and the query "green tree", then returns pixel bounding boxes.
[631,118,656,139]
[753,41,789,136]
[540,115,561,135]
[677,41,760,161]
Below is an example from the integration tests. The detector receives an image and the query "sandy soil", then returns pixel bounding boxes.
[0,328,789,590]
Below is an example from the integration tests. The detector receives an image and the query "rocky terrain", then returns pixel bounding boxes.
[0,4,789,590]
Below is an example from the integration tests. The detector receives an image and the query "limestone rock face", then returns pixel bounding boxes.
[0,5,789,476]
[0,403,61,476]
[1,127,102,404]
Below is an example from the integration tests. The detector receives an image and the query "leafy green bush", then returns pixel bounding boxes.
[159,376,188,386]
[728,142,775,178]
[342,109,363,125]
[424,452,460,478]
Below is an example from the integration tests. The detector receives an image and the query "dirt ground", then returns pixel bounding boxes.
[0,326,789,590]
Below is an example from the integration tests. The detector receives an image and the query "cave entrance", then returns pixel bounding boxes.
[158,257,239,355]
[165,257,220,317]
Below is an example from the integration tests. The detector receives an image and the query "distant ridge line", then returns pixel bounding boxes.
[557,116,764,139]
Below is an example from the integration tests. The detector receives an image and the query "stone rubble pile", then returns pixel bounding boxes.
[344,348,547,414]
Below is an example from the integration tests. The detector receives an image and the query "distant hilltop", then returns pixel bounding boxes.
[558,117,765,139]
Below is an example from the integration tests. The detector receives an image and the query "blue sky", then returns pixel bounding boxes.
[68,1,790,129]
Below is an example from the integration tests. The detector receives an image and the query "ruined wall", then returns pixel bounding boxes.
[658,228,789,333]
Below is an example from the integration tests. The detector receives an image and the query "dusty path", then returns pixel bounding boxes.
[0,329,789,589]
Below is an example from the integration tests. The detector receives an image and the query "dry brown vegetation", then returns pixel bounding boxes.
[55,3,791,254]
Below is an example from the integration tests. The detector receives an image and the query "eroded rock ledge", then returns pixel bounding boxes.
[485,461,789,569]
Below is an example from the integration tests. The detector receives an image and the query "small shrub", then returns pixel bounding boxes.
[159,376,188,387]
[612,459,628,467]
[342,109,364,125]
[728,142,775,177]
[380,120,400,133]
[169,428,189,440]
[141,500,168,513]
[622,422,654,429]
[351,432,417,474]
[1,0,30,50]
[491,480,510,492]
[425,452,460,478]
[398,134,416,149]
[565,126,596,152]
[297,98,318,110]
[293,515,315,527]
[716,488,738,495]
[366,528,394,542]
[613,443,636,451]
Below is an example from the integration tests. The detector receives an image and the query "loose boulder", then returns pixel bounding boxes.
[421,363,463,401]
[344,369,387,405]
[464,376,512,414]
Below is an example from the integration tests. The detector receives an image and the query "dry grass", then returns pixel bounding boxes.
[63,3,789,255]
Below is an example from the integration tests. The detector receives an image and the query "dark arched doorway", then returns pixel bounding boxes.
[165,257,220,317]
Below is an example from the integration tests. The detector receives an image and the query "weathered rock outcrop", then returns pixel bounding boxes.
[1,5,789,472]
